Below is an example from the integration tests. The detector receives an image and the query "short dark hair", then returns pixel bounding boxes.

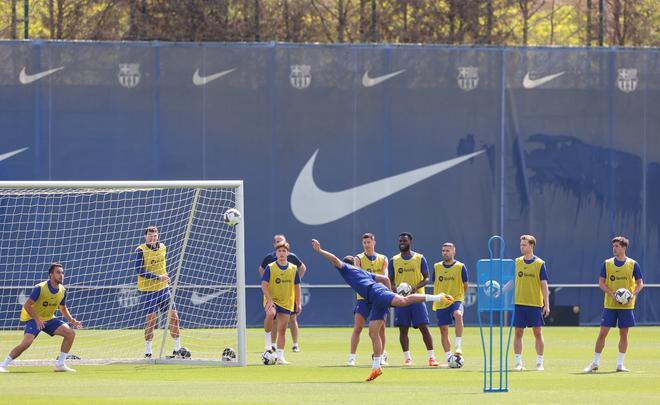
[612,236,629,249]
[275,242,290,251]
[343,255,355,265]
[399,232,413,241]
[49,263,63,274]
[145,226,159,235]
[362,233,375,240]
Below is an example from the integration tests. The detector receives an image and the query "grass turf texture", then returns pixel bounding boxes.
[1,326,658,404]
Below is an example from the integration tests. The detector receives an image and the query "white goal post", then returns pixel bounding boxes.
[0,181,246,366]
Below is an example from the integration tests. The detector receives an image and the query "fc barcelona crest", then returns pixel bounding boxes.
[118,63,141,88]
[290,65,311,89]
[457,66,479,91]
[617,68,637,93]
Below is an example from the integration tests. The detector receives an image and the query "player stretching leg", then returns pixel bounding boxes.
[311,239,453,381]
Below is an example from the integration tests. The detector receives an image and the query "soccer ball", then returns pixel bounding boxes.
[177,347,192,359]
[396,282,412,296]
[449,353,464,368]
[615,288,633,305]
[483,280,501,298]
[222,347,236,362]
[223,208,242,226]
[261,350,276,365]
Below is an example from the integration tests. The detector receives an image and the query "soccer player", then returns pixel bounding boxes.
[259,234,307,352]
[432,242,468,364]
[583,236,644,373]
[0,263,82,373]
[389,232,439,367]
[261,241,302,365]
[348,233,389,367]
[312,239,453,381]
[136,226,183,359]
[513,234,550,371]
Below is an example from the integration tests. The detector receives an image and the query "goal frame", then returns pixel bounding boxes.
[0,180,247,367]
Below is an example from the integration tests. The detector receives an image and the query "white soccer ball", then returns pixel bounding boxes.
[223,208,242,226]
[615,288,633,305]
[449,353,464,368]
[261,350,276,365]
[222,347,236,362]
[483,280,501,298]
[396,282,412,296]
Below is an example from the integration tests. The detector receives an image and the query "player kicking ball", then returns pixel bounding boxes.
[0,263,82,373]
[311,239,454,381]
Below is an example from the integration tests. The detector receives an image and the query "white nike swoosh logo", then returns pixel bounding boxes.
[291,149,485,225]
[192,68,237,86]
[19,66,64,84]
[362,69,406,87]
[0,147,29,163]
[190,289,233,305]
[522,71,565,89]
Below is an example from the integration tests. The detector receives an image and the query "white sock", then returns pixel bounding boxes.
[145,340,152,354]
[173,338,181,351]
[515,353,522,365]
[425,294,443,302]
[1,355,13,367]
[617,352,625,366]
[445,351,453,361]
[265,332,272,349]
[455,337,462,348]
[372,355,381,369]
[57,352,67,366]
[276,349,284,359]
[403,351,412,360]
[428,350,435,359]
[537,355,543,365]
[593,352,601,365]
[348,353,356,362]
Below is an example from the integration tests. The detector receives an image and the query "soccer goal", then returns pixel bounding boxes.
[0,181,246,366]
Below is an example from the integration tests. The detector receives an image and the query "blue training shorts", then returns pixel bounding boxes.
[513,304,544,328]
[601,308,635,328]
[394,302,430,328]
[24,318,66,337]
[354,300,372,320]
[436,301,464,327]
[140,288,176,315]
[367,283,396,321]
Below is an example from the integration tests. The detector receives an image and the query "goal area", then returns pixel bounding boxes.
[0,181,246,366]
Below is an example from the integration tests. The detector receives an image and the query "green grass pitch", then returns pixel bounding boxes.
[1,326,658,404]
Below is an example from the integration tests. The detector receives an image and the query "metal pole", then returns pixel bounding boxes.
[598,0,605,46]
[370,0,377,42]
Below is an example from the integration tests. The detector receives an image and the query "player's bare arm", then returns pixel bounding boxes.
[632,278,644,297]
[541,280,550,317]
[311,239,342,269]
[23,298,44,330]
[373,273,392,291]
[59,305,82,329]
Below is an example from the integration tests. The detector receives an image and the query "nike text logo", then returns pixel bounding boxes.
[19,66,64,84]
[291,149,485,225]
[190,289,232,305]
[192,68,237,86]
[0,147,29,163]
[362,69,406,87]
[522,72,565,89]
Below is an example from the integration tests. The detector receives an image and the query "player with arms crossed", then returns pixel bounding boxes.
[136,226,183,359]
[348,233,389,367]
[262,242,301,365]
[0,263,82,373]
[513,234,550,371]
[584,236,644,373]
[259,234,306,352]
[311,239,453,381]
[432,242,468,364]
[389,232,440,367]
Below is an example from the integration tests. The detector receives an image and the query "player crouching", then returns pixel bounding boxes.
[0,263,82,373]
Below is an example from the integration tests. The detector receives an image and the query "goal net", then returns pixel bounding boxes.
[0,181,246,366]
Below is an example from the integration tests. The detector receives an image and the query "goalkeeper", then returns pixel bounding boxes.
[136,226,183,358]
[311,239,453,381]
[0,263,82,373]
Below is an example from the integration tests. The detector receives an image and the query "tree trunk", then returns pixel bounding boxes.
[337,0,345,43]
[586,0,592,46]
[254,0,261,41]
[370,0,376,42]
[10,0,18,39]
[486,0,493,44]
[283,0,291,42]
[56,0,64,40]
